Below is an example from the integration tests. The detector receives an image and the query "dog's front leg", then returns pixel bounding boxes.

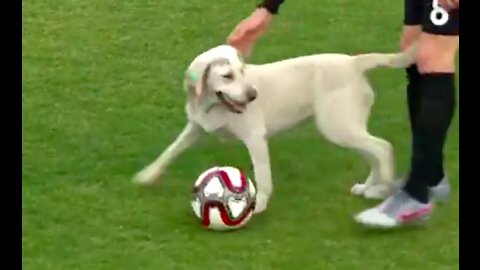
[133,122,203,186]
[243,135,272,214]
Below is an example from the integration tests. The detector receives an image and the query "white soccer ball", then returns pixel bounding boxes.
[190,166,256,231]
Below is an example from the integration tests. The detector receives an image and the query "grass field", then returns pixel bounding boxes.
[22,0,459,269]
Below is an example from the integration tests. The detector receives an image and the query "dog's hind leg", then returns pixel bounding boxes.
[133,122,203,186]
[347,135,395,199]
[314,84,395,199]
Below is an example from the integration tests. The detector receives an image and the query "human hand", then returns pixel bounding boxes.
[437,0,459,11]
[227,8,273,57]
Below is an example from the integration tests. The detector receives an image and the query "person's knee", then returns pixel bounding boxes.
[415,33,458,74]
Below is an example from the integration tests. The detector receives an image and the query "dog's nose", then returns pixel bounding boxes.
[246,88,257,102]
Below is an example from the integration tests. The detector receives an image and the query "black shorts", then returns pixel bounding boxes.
[404,0,459,35]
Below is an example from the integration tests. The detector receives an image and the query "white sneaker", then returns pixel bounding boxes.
[354,190,433,229]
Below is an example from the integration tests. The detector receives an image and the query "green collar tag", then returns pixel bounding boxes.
[188,71,197,82]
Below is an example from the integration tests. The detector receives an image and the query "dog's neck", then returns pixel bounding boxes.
[187,93,221,114]
[243,64,263,91]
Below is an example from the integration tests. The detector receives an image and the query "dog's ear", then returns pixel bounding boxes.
[184,62,213,107]
[236,50,245,64]
[184,71,197,94]
[197,62,213,99]
[235,50,247,74]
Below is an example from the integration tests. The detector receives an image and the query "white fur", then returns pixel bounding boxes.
[134,44,417,214]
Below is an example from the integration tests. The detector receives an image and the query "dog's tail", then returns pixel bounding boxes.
[353,42,418,72]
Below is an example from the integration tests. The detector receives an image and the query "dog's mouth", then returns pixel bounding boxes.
[216,92,247,114]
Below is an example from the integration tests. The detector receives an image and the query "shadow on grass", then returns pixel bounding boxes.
[176,208,273,236]
[351,221,431,237]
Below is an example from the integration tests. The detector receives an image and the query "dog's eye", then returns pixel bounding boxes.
[222,73,234,80]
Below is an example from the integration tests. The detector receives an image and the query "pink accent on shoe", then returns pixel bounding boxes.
[398,205,432,222]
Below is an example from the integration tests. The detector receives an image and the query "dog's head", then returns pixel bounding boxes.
[184,45,257,114]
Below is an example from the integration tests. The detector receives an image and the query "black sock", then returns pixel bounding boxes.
[406,65,422,131]
[403,73,456,203]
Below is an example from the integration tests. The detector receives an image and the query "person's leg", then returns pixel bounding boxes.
[402,26,422,131]
[400,0,423,131]
[399,5,453,199]
[355,0,458,228]
[396,26,452,201]
[403,32,458,202]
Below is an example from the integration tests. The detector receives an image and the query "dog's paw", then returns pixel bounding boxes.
[362,184,393,200]
[253,193,269,214]
[351,182,394,200]
[132,167,161,186]
[351,183,368,196]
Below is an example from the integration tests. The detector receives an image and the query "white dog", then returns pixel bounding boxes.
[134,44,417,214]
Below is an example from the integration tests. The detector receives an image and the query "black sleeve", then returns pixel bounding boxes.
[258,0,285,14]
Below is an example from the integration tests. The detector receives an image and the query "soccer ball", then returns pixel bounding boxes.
[190,166,256,231]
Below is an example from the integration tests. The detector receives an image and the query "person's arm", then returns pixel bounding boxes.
[257,0,285,15]
[227,0,286,56]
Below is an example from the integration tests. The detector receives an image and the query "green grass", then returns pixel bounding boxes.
[22,0,459,269]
